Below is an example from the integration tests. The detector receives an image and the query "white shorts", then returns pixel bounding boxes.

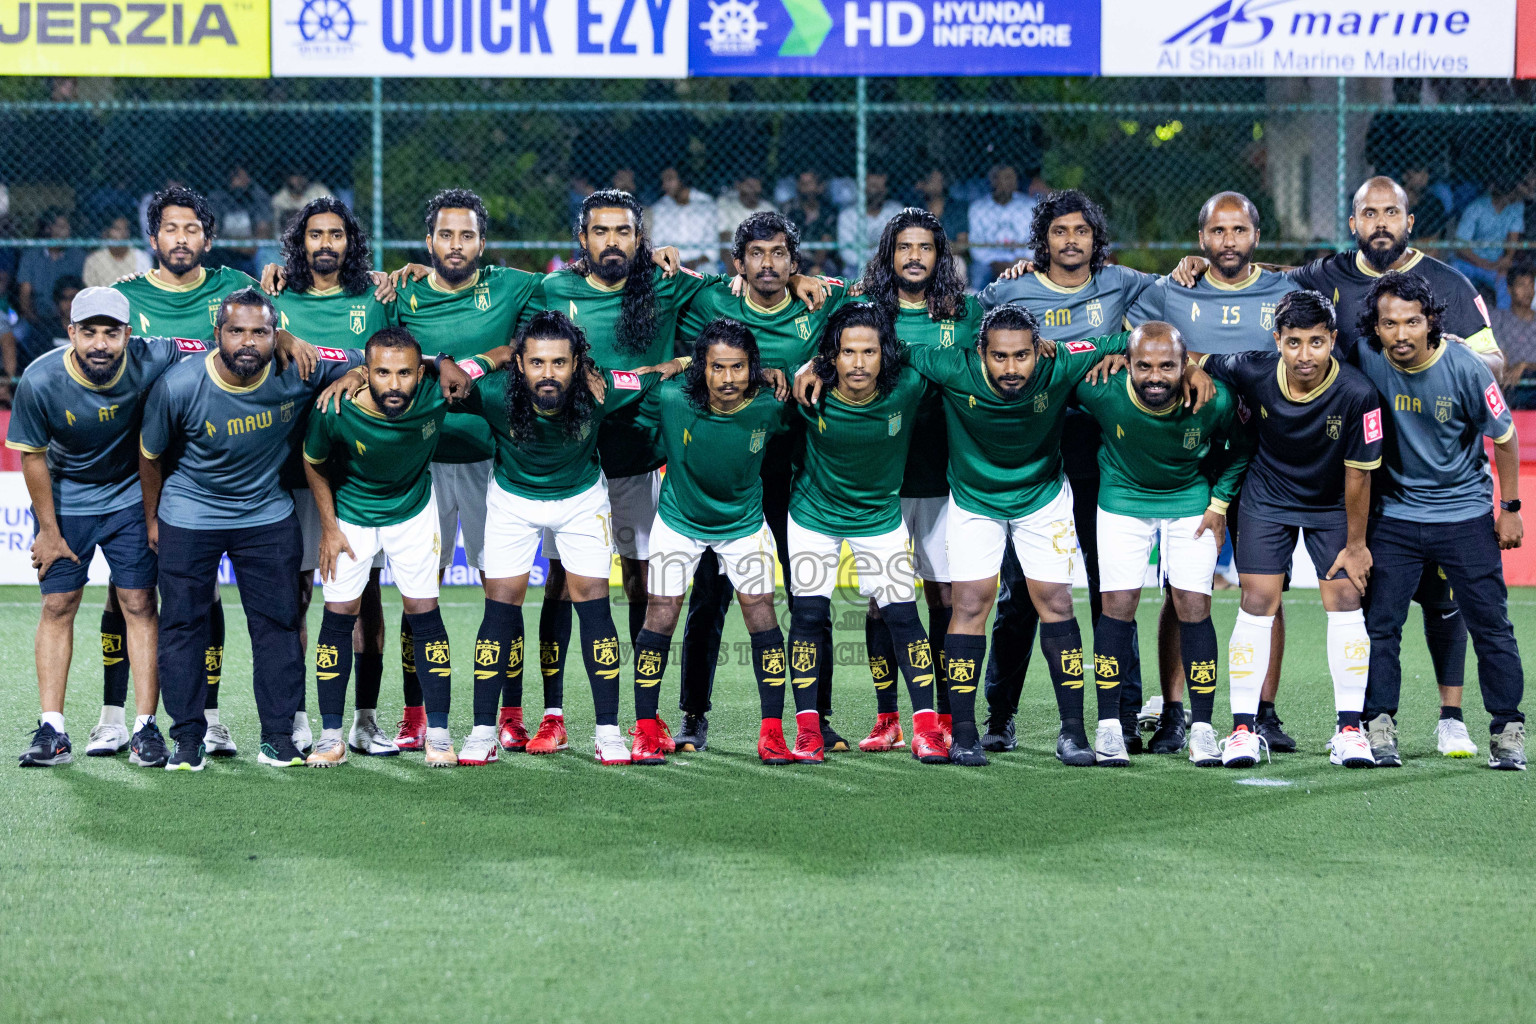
[1097,508,1218,596]
[484,478,614,581]
[294,488,384,574]
[946,482,1079,585]
[901,496,950,583]
[433,460,492,570]
[786,515,917,606]
[543,469,660,563]
[322,498,443,604]
[647,515,777,598]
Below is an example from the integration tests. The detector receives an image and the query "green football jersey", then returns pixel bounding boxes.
[790,367,928,537]
[273,286,396,349]
[905,332,1128,520]
[1072,371,1251,518]
[114,266,258,341]
[457,367,659,501]
[395,266,542,464]
[676,278,850,372]
[536,266,719,477]
[653,378,789,543]
[303,382,452,528]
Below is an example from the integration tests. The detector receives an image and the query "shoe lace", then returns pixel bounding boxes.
[794,730,819,754]
[534,717,561,742]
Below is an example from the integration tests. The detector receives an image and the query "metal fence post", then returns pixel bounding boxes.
[372,77,385,270]
[855,76,868,271]
[1336,76,1348,249]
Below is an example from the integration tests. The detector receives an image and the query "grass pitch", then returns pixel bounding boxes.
[2,584,1533,1024]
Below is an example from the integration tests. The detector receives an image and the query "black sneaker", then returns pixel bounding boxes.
[1148,709,1188,754]
[18,722,72,767]
[165,738,206,771]
[980,715,1016,752]
[1055,725,1095,767]
[1488,722,1527,771]
[675,713,708,752]
[129,720,169,767]
[819,716,849,753]
[257,735,305,767]
[948,721,989,766]
[1256,708,1297,753]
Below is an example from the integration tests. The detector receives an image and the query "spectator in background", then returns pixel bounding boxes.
[16,274,83,366]
[16,211,85,328]
[1493,263,1536,407]
[82,215,152,287]
[611,167,639,197]
[646,166,718,271]
[1453,171,1530,309]
[967,164,1037,290]
[1400,163,1452,241]
[270,170,332,237]
[717,175,777,265]
[210,166,273,277]
[785,170,839,276]
[837,171,901,270]
[914,167,969,280]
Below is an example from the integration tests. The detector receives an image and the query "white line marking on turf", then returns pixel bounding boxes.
[1235,778,1294,787]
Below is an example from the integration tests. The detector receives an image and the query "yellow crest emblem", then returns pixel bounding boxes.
[1435,397,1452,424]
[474,286,490,311]
[795,315,811,340]
[350,308,367,335]
[205,646,224,672]
[280,400,295,423]
[593,638,619,666]
[475,640,499,666]
[1260,302,1276,330]
[749,428,766,453]
[888,412,901,436]
[1326,415,1341,440]
[1230,643,1254,666]
[1060,648,1083,677]
[424,640,450,665]
[1189,660,1217,685]
[315,644,340,670]
[1087,298,1104,328]
[762,647,785,676]
[947,658,976,684]
[939,322,954,348]
[906,643,931,670]
[1183,427,1201,450]
[1344,640,1369,661]
[638,649,664,677]
[791,641,817,674]
[1033,393,1049,414]
[101,633,123,655]
[1093,653,1119,680]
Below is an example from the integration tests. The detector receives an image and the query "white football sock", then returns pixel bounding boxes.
[320,727,344,741]
[469,724,496,740]
[353,708,376,722]
[425,726,451,744]
[41,711,65,733]
[205,707,221,725]
[545,707,563,718]
[292,711,309,727]
[99,705,125,727]
[1326,609,1370,714]
[134,714,154,732]
[1227,611,1274,718]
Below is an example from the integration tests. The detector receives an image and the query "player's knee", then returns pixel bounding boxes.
[1169,588,1211,622]
[40,591,82,620]
[879,600,921,631]
[1238,581,1282,616]
[1033,583,1074,622]
[115,587,157,619]
[739,592,781,633]
[1100,589,1139,621]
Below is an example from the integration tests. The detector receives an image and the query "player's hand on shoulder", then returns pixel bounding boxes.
[790,274,829,311]
[370,270,397,304]
[1327,542,1373,595]
[1170,256,1209,288]
[792,361,821,407]
[1036,337,1058,358]
[113,270,148,285]
[260,263,286,296]
[762,367,790,401]
[633,358,686,380]
[652,247,681,278]
[275,329,319,379]
[315,367,366,413]
[436,357,473,402]
[389,263,431,290]
[1083,353,1125,385]
[997,258,1035,281]
[587,367,607,402]
[1182,364,1215,411]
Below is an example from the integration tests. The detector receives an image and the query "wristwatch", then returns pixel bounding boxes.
[1500,498,1522,513]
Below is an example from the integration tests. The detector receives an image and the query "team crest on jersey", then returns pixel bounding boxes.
[790,642,817,674]
[578,422,592,441]
[749,428,766,453]
[345,308,364,335]
[593,638,619,667]
[887,412,902,436]
[1326,415,1341,440]
[206,300,220,326]
[474,284,491,311]
[1033,393,1050,414]
[939,322,954,348]
[1260,302,1276,330]
[795,315,811,341]
[280,400,295,423]
[1086,299,1104,328]
[1436,396,1453,424]
[422,420,437,440]
[1183,427,1201,450]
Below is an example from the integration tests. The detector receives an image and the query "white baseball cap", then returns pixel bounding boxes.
[70,286,131,325]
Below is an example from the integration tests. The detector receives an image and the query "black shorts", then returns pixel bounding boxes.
[37,505,157,595]
[1233,509,1349,582]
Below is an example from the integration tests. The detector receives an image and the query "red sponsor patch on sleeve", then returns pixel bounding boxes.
[316,346,348,361]
[174,338,205,352]
[1485,381,1508,417]
[1063,340,1097,354]
[456,359,485,381]
[1363,407,1383,444]
[1474,294,1491,326]
[611,370,641,390]
[680,266,704,279]
[820,276,844,287]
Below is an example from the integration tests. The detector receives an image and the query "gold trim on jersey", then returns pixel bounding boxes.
[1125,373,1179,416]
[1031,270,1090,295]
[1395,343,1448,375]
[1354,248,1425,279]
[709,392,760,416]
[744,291,792,316]
[831,386,878,407]
[65,348,128,391]
[1276,355,1339,403]
[1344,458,1383,470]
[583,274,625,293]
[1492,425,1516,445]
[204,351,270,394]
[5,439,47,452]
[145,266,208,293]
[1202,265,1262,292]
[304,285,345,297]
[428,268,482,294]
[898,298,929,310]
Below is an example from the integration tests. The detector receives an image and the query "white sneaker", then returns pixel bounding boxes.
[292,711,313,755]
[347,714,400,756]
[1329,727,1376,768]
[1435,718,1478,758]
[1187,722,1222,766]
[85,722,130,756]
[594,724,632,765]
[204,721,238,757]
[1138,695,1164,732]
[458,726,500,766]
[1220,726,1265,768]
[1094,719,1130,766]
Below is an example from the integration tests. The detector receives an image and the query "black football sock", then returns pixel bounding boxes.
[400,614,423,707]
[1039,618,1086,739]
[928,604,952,716]
[315,609,357,731]
[1119,620,1144,726]
[881,601,935,714]
[866,613,899,714]
[1440,705,1464,721]
[100,607,129,708]
[353,652,383,712]
[405,609,452,729]
[204,599,225,710]
[1423,606,1468,689]
[1092,615,1135,723]
[573,598,622,727]
[789,596,830,716]
[540,597,573,711]
[627,597,647,649]
[815,614,834,718]
[633,629,670,721]
[942,633,986,725]
[502,628,525,711]
[473,599,522,728]
[1338,710,1363,730]
[1258,700,1276,716]
[750,627,789,719]
[1180,617,1220,726]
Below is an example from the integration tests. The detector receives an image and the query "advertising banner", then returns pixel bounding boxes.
[271,0,689,77]
[688,0,1099,76]
[0,0,270,77]
[1101,0,1517,77]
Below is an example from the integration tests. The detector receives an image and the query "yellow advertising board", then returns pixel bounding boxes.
[0,0,269,76]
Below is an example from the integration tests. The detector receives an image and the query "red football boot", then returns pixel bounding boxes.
[792,713,824,763]
[858,712,906,752]
[630,718,669,765]
[911,729,951,764]
[497,707,529,752]
[757,720,794,765]
[629,716,678,755]
[394,705,426,752]
[526,713,568,754]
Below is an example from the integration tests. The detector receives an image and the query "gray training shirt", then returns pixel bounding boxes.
[1128,266,1299,354]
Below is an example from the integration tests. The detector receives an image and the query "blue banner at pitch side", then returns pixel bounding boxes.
[688,0,1099,76]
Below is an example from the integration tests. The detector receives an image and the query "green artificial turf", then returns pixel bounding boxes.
[1,584,1532,1024]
